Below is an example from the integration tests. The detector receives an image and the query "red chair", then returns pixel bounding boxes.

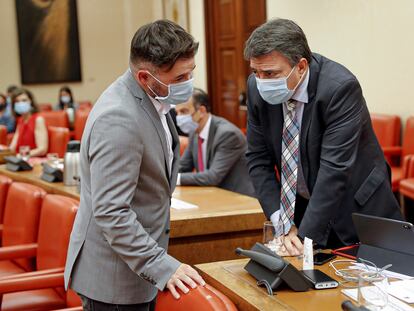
[382,117,414,192]
[0,194,79,310]
[0,126,7,145]
[370,113,401,165]
[48,126,70,158]
[0,183,46,277]
[179,136,188,156]
[0,176,12,225]
[73,109,90,141]
[156,284,238,311]
[38,104,53,112]
[39,111,69,129]
[78,101,92,111]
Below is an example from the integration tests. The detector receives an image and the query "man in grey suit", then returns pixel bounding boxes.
[175,88,255,197]
[64,20,205,310]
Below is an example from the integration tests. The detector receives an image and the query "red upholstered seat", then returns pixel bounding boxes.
[38,111,69,129]
[48,126,70,158]
[385,117,414,192]
[0,183,46,275]
[156,284,237,311]
[179,136,188,156]
[0,175,12,224]
[400,178,414,199]
[73,108,90,141]
[0,194,79,311]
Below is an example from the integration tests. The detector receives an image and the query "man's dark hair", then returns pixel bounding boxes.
[130,20,199,71]
[7,85,18,95]
[244,18,312,66]
[192,88,210,113]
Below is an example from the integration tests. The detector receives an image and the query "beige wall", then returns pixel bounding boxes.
[0,0,155,105]
[266,0,414,121]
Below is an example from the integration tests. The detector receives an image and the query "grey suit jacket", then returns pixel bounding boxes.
[179,115,255,197]
[64,70,181,304]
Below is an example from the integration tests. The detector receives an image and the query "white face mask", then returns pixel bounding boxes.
[146,71,194,107]
[14,101,32,114]
[255,66,298,105]
[61,95,71,104]
[176,114,198,134]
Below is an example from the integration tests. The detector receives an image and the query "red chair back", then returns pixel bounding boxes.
[78,101,92,110]
[38,111,69,128]
[0,176,12,224]
[179,136,188,156]
[156,284,238,311]
[0,126,7,145]
[402,116,414,158]
[36,195,78,271]
[48,126,70,157]
[371,113,401,148]
[2,183,46,271]
[74,109,90,141]
[38,103,53,112]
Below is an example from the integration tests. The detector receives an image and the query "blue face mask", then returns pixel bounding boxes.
[255,66,298,105]
[146,71,194,107]
[176,114,198,134]
[61,95,71,104]
[14,101,32,114]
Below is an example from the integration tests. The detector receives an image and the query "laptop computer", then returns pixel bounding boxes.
[352,213,414,275]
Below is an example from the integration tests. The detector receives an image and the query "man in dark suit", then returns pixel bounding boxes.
[175,88,255,197]
[244,18,402,255]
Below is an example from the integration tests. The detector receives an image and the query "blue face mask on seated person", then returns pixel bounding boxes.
[255,66,298,105]
[14,101,32,114]
[176,114,198,134]
[146,71,194,107]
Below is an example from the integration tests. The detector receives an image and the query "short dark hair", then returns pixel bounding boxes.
[192,88,210,112]
[244,18,312,66]
[7,85,18,95]
[11,88,38,115]
[130,20,199,71]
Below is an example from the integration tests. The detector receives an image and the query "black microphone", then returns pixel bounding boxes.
[235,248,285,272]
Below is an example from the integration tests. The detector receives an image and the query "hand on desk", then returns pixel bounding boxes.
[167,263,206,299]
[279,225,304,257]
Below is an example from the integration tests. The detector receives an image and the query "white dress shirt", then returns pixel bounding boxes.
[148,96,174,177]
[270,68,310,228]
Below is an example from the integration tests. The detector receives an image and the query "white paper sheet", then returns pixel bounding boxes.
[388,280,414,304]
[170,198,198,210]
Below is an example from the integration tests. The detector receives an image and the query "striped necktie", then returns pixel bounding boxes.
[280,99,299,233]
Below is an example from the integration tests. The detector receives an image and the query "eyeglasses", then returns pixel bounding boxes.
[329,258,392,286]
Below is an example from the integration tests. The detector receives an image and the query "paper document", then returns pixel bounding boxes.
[171,198,198,210]
[342,288,414,311]
[388,280,414,304]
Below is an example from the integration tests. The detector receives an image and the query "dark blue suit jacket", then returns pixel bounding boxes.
[246,53,402,246]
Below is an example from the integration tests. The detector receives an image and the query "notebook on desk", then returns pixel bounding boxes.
[352,213,414,276]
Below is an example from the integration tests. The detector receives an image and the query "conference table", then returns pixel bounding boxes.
[195,257,376,311]
[0,164,265,264]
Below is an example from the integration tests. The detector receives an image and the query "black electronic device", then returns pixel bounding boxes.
[314,252,336,265]
[4,156,32,171]
[235,243,311,293]
[352,213,414,276]
[301,269,339,289]
[41,163,63,182]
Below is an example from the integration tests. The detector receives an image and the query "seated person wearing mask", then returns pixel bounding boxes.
[9,88,48,157]
[0,94,15,133]
[176,88,255,197]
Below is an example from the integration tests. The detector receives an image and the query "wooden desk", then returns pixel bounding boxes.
[0,164,265,264]
[196,258,350,311]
